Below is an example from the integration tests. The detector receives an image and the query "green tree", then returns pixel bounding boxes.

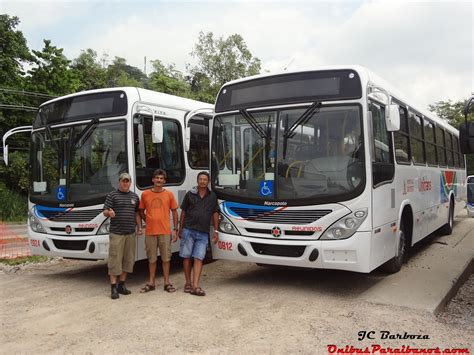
[106,57,146,87]
[429,99,474,174]
[188,31,261,99]
[0,15,36,173]
[148,59,190,97]
[428,100,468,129]
[0,15,32,86]
[71,49,107,90]
[28,39,78,95]
[186,70,214,103]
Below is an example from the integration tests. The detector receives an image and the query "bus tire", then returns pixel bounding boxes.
[439,199,454,235]
[381,219,408,274]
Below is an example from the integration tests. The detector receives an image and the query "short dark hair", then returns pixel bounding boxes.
[197,171,210,181]
[153,169,167,179]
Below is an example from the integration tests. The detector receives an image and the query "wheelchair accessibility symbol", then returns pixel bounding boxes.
[260,181,273,197]
[56,186,66,201]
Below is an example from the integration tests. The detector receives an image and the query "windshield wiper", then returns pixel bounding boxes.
[282,101,321,159]
[72,118,99,150]
[284,102,321,139]
[239,109,267,139]
[38,111,60,151]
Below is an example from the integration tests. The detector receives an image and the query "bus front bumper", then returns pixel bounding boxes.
[28,228,109,260]
[211,231,372,273]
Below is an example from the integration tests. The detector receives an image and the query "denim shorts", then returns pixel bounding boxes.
[179,228,209,261]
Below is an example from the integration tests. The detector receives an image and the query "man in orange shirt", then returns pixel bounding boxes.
[139,169,179,293]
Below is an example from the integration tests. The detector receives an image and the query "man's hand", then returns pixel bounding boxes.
[136,226,143,235]
[172,230,178,243]
[212,230,219,243]
[108,209,115,218]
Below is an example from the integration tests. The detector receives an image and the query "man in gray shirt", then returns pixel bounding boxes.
[103,172,142,299]
[178,172,219,296]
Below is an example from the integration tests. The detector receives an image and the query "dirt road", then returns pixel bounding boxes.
[1,251,472,354]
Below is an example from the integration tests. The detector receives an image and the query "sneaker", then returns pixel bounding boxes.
[117,282,132,295]
[111,284,119,299]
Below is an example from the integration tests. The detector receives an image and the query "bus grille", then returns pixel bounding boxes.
[229,207,332,224]
[39,209,103,222]
[52,240,88,251]
[245,228,314,236]
[250,243,306,257]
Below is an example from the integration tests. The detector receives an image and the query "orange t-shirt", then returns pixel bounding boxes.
[139,189,178,235]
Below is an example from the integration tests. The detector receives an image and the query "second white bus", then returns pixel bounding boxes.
[210,66,466,273]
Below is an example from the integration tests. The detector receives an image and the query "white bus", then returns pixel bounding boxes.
[3,87,212,260]
[210,66,467,273]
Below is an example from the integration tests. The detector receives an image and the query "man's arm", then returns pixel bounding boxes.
[103,194,115,218]
[135,212,143,234]
[139,209,145,222]
[171,209,179,242]
[212,212,219,243]
[178,210,186,238]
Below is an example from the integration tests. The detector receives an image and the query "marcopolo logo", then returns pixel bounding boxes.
[271,226,282,238]
[264,201,288,206]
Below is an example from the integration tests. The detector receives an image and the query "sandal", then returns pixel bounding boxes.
[164,284,177,293]
[190,287,206,296]
[184,283,193,293]
[140,284,156,293]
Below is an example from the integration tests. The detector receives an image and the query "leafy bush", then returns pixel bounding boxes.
[0,182,28,222]
[1,151,30,193]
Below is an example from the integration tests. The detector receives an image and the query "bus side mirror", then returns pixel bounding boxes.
[185,126,191,152]
[386,104,400,132]
[3,145,8,166]
[459,122,474,154]
[152,119,163,144]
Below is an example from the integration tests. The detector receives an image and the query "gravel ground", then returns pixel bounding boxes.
[436,273,473,331]
[1,257,472,354]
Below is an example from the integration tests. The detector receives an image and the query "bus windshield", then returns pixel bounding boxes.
[212,104,364,204]
[30,120,127,205]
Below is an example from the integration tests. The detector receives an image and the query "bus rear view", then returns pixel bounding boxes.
[210,66,466,273]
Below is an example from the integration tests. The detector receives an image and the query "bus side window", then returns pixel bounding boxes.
[409,113,426,165]
[134,116,185,188]
[370,102,394,186]
[187,118,209,169]
[394,105,410,163]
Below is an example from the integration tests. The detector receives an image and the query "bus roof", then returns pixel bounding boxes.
[40,87,213,112]
[217,65,458,135]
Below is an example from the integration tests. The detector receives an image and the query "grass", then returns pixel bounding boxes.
[0,255,49,266]
[0,183,28,222]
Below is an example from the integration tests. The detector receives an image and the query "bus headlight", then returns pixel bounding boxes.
[320,208,368,240]
[28,213,45,233]
[97,218,110,235]
[218,214,240,235]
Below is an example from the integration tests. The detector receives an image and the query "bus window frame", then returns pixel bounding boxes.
[187,116,210,170]
[392,101,411,165]
[408,112,427,166]
[133,114,186,190]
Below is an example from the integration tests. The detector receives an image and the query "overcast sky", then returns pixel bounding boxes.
[2,0,473,109]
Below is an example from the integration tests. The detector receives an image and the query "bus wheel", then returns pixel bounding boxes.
[439,199,454,235]
[381,219,407,274]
